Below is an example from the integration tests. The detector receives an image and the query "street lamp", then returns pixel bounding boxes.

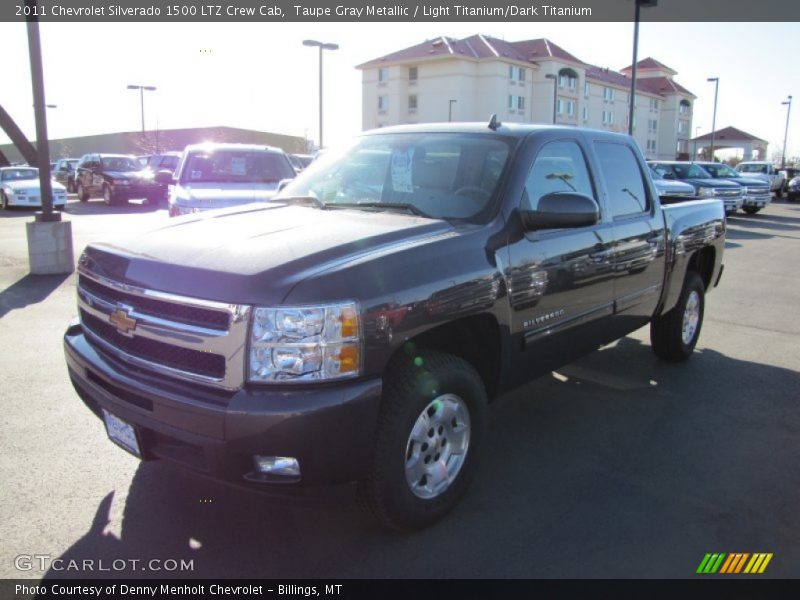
[707,77,719,161]
[781,95,792,168]
[545,74,557,124]
[126,84,156,135]
[448,99,457,122]
[302,39,338,149]
[694,125,701,158]
[628,0,658,135]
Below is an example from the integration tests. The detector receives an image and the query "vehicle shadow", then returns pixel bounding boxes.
[0,272,71,319]
[727,213,800,233]
[42,335,800,578]
[63,200,162,216]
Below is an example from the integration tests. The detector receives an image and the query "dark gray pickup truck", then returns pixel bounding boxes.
[64,122,725,530]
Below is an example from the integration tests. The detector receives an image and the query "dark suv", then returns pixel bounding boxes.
[142,151,182,206]
[74,153,162,206]
[53,158,79,192]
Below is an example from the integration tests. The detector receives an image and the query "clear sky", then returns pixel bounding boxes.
[0,21,796,160]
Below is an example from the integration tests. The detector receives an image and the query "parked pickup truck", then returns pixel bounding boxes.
[694,161,772,215]
[649,161,744,215]
[64,122,725,530]
[735,161,786,197]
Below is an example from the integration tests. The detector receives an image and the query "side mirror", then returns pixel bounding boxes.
[154,170,176,185]
[520,192,599,231]
[662,171,676,180]
[277,178,294,192]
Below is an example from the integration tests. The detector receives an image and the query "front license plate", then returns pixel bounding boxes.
[102,409,142,458]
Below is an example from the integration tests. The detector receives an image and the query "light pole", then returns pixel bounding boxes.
[302,39,338,149]
[694,125,701,159]
[628,0,658,135]
[707,77,719,161]
[448,99,457,122]
[126,84,156,134]
[781,95,792,168]
[545,74,557,124]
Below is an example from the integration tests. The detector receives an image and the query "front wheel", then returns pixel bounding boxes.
[103,185,115,206]
[743,206,761,215]
[359,350,487,531]
[1,192,8,210]
[775,187,783,198]
[651,271,705,362]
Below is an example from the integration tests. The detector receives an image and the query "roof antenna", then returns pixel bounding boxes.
[488,114,501,130]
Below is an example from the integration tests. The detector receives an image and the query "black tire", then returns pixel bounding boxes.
[651,271,705,362]
[359,350,487,531]
[103,184,115,206]
[76,182,89,202]
[67,179,75,194]
[1,192,8,210]
[743,206,761,215]
[775,187,783,198]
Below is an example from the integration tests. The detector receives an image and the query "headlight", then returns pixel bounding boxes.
[696,187,713,197]
[248,302,360,383]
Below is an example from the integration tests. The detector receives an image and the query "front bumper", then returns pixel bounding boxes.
[717,196,743,212]
[112,184,161,199]
[64,322,382,496]
[743,193,772,209]
[7,194,67,207]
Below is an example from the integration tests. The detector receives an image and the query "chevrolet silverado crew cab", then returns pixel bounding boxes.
[694,161,772,214]
[64,122,725,530]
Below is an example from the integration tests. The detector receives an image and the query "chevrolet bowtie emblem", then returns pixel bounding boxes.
[109,308,137,335]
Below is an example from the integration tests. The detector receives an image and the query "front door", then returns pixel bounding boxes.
[505,138,615,383]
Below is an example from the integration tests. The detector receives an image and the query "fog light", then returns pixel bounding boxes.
[253,455,300,477]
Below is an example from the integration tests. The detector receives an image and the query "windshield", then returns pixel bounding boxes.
[2,168,38,181]
[180,150,295,184]
[701,163,738,178]
[102,157,142,171]
[737,163,768,174]
[670,163,711,179]
[277,133,513,221]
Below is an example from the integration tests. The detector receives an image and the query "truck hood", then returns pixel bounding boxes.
[174,182,280,208]
[81,202,453,305]
[3,179,66,192]
[682,178,741,188]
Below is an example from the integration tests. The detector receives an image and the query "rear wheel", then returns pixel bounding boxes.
[103,185,115,206]
[651,271,705,362]
[743,206,761,215]
[359,350,487,531]
[76,182,89,202]
[67,179,75,194]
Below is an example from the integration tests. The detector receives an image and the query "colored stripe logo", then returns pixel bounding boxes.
[697,553,773,574]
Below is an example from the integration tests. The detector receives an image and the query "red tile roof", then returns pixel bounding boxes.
[634,76,695,98]
[692,126,766,143]
[357,36,585,68]
[622,57,676,73]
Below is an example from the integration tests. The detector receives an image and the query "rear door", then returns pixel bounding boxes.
[592,140,667,332]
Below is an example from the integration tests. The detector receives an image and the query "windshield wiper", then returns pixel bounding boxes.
[273,195,325,209]
[329,202,432,218]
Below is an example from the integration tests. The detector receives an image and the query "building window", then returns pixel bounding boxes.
[557,99,564,114]
[519,68,526,82]
[509,95,514,110]
[679,100,691,115]
[378,95,388,112]
[408,66,418,83]
[567,100,575,117]
[648,118,658,133]
[408,95,417,112]
[582,106,589,122]
[378,68,388,84]
[603,87,615,102]
[584,81,590,98]
[602,110,614,125]
[517,96,525,111]
[558,73,577,89]
[509,65,525,83]
[678,120,687,134]
[509,65,515,80]
[650,98,659,111]
[646,139,657,152]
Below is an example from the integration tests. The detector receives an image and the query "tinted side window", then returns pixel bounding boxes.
[522,140,595,211]
[594,142,649,218]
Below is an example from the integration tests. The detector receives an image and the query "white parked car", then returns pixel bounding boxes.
[0,166,68,210]
[734,161,786,196]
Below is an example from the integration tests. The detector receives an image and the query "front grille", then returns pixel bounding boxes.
[79,275,229,331]
[714,188,742,197]
[745,187,770,196]
[81,309,226,379]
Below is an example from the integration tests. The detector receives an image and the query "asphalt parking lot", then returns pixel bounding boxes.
[0,197,798,579]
